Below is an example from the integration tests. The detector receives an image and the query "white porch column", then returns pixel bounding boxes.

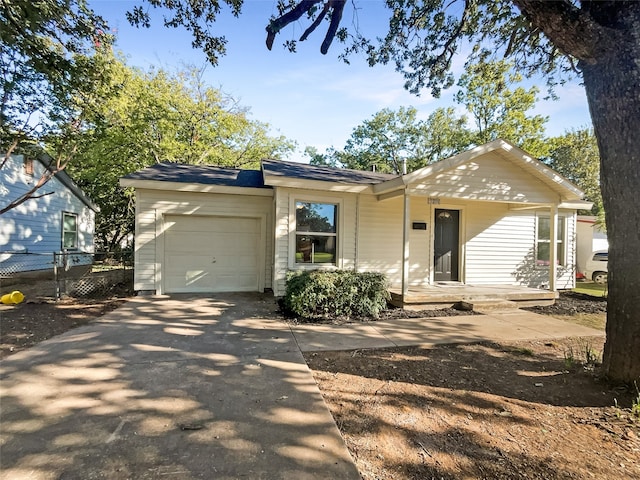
[401,189,410,298]
[549,204,558,292]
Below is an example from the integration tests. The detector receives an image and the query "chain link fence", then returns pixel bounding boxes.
[0,251,133,299]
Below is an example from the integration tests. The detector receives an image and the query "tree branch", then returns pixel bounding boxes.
[321,0,346,54]
[300,1,330,42]
[511,0,622,63]
[266,0,324,50]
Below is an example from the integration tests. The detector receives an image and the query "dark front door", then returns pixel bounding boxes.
[434,209,460,282]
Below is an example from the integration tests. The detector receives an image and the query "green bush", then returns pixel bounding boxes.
[283,270,390,320]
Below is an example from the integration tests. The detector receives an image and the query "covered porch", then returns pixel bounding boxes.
[389,283,557,310]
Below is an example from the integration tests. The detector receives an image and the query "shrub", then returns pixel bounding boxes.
[283,270,390,320]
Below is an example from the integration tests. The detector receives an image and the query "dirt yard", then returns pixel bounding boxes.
[1,288,638,479]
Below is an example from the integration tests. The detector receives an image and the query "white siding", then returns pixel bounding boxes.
[133,188,273,293]
[272,188,357,296]
[0,155,95,273]
[411,152,560,204]
[465,204,576,288]
[357,195,402,287]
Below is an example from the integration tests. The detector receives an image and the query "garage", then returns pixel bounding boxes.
[163,215,261,293]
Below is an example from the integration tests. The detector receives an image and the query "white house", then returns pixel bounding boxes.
[0,154,97,277]
[120,140,591,306]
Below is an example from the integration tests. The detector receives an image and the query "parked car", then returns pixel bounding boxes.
[584,250,608,284]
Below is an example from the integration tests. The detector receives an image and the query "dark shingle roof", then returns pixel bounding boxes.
[122,162,267,188]
[262,159,397,185]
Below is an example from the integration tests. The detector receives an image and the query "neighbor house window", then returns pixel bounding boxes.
[536,216,565,266]
[62,212,78,250]
[23,158,34,176]
[295,201,337,264]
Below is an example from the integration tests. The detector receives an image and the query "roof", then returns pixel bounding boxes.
[121,162,268,188]
[262,159,397,185]
[35,155,99,212]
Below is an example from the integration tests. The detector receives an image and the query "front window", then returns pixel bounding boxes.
[536,216,565,266]
[295,202,337,264]
[62,212,78,250]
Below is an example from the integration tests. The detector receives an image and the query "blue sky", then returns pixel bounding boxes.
[91,1,593,162]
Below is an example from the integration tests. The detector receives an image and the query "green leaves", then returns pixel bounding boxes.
[544,128,602,216]
[455,59,549,157]
[322,106,472,174]
[65,55,294,249]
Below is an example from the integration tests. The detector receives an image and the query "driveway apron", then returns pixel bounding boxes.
[0,293,361,480]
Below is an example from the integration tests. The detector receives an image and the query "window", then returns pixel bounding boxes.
[536,216,565,266]
[23,158,34,176]
[295,201,337,264]
[62,212,78,250]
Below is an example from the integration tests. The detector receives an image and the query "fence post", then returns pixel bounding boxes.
[53,252,60,300]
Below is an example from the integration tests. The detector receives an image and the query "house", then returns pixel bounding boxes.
[120,139,591,305]
[0,154,98,279]
[576,215,608,278]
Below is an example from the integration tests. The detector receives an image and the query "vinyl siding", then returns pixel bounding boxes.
[133,188,273,293]
[0,155,94,274]
[272,187,357,296]
[357,195,403,287]
[410,152,560,204]
[465,204,576,288]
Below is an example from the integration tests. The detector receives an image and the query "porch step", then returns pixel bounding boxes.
[456,299,520,313]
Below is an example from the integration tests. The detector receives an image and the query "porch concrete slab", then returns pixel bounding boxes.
[0,293,361,480]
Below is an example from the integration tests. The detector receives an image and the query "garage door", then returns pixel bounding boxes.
[164,215,261,293]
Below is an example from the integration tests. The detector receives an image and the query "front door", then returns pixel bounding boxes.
[434,209,460,282]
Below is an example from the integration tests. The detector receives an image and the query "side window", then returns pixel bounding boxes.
[295,202,337,265]
[62,212,78,250]
[23,158,34,176]
[536,216,566,266]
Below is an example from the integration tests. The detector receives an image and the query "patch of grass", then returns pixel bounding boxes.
[553,313,606,331]
[563,339,601,371]
[633,382,640,420]
[573,281,607,297]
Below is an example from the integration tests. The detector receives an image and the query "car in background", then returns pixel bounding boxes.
[584,250,608,284]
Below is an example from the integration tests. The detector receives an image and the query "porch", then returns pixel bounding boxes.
[389,283,557,310]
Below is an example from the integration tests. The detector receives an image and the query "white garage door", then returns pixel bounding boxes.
[164,215,261,293]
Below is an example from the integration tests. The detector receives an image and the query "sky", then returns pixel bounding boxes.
[90,0,593,163]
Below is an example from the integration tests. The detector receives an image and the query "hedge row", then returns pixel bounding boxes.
[282,270,390,320]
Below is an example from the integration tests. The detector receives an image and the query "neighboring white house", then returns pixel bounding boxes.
[576,215,608,278]
[0,154,98,277]
[120,139,591,302]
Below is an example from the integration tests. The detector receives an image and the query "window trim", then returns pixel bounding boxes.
[535,214,566,267]
[290,196,342,269]
[62,212,78,251]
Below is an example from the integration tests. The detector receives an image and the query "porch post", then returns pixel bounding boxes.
[549,204,558,292]
[402,188,410,298]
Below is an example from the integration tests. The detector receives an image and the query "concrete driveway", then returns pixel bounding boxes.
[0,293,361,480]
[0,293,601,479]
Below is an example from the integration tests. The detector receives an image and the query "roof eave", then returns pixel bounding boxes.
[119,178,274,196]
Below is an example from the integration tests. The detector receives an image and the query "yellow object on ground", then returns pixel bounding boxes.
[1,291,24,305]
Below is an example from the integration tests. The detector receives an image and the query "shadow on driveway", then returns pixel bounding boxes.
[0,293,360,480]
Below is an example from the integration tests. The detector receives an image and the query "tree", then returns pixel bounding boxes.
[65,54,295,250]
[134,0,640,383]
[455,60,549,157]
[544,128,602,217]
[1,0,113,213]
[312,106,470,174]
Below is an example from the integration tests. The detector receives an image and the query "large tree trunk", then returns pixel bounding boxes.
[580,6,640,384]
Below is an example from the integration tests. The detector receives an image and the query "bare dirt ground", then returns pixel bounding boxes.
[1,287,638,479]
